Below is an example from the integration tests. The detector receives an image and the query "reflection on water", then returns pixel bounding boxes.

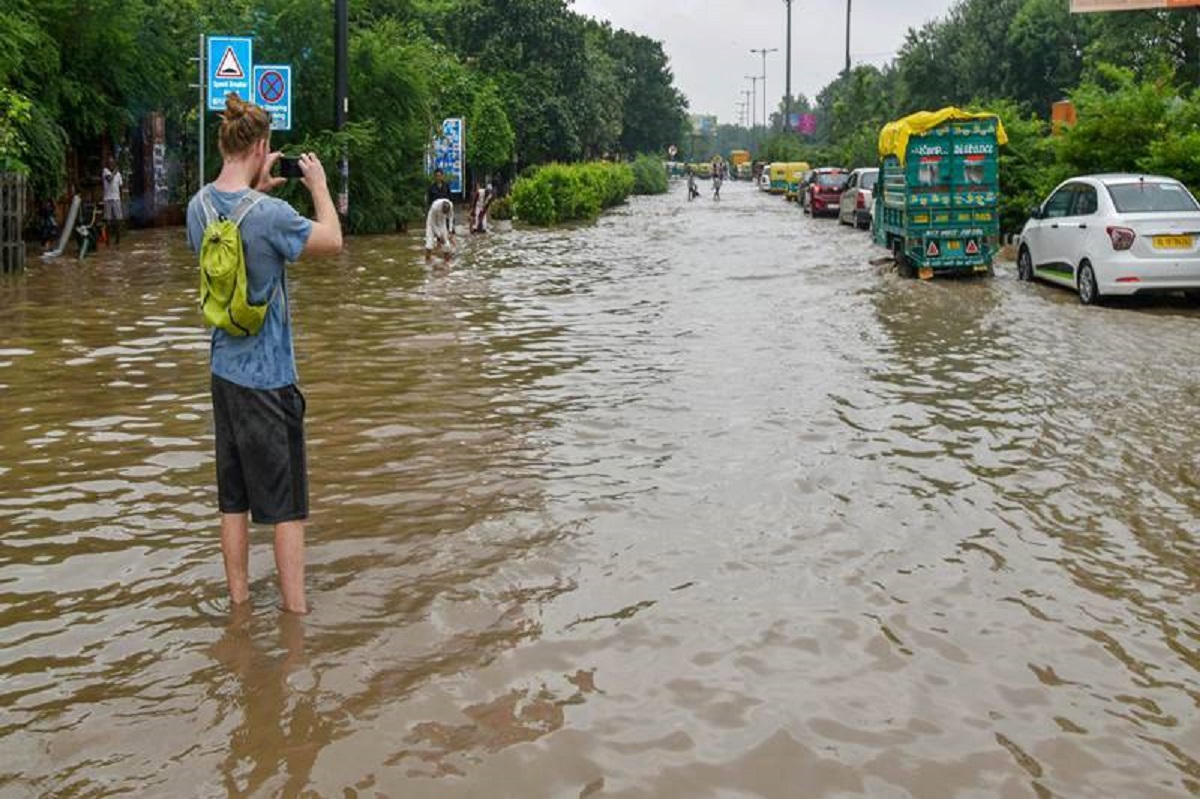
[1,182,1197,798]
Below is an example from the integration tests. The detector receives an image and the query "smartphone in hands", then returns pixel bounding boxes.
[279,156,303,179]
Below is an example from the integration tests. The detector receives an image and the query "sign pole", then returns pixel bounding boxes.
[335,0,349,217]
[198,33,205,189]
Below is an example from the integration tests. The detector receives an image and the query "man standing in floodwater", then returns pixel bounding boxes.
[102,158,123,246]
[185,94,343,614]
[427,168,452,209]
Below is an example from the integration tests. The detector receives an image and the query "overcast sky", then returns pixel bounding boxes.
[572,0,959,123]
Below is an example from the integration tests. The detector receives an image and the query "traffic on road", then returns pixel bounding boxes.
[741,107,1200,304]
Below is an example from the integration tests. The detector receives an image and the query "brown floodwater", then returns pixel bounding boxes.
[0,181,1197,798]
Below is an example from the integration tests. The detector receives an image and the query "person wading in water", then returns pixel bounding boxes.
[186,94,343,614]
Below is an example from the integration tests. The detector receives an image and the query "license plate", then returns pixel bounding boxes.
[1152,235,1193,250]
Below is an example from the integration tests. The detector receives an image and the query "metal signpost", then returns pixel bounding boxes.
[253,65,292,131]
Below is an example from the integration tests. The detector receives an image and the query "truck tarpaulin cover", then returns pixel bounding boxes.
[878,107,1009,165]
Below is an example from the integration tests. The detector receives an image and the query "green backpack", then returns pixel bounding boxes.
[198,188,275,336]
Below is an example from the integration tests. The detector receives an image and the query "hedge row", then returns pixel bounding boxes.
[511,162,636,226]
[631,154,669,195]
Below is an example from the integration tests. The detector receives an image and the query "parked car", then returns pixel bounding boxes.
[803,168,849,217]
[839,168,878,229]
[1018,174,1200,305]
[759,170,772,191]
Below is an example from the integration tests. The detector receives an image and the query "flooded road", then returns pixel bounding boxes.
[1,180,1197,798]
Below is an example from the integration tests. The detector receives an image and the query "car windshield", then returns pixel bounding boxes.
[817,173,847,188]
[1106,181,1200,214]
[860,172,878,191]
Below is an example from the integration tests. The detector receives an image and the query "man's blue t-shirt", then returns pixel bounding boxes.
[186,186,312,390]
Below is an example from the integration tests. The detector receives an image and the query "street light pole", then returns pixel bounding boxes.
[751,47,778,134]
[745,75,760,134]
[784,0,793,134]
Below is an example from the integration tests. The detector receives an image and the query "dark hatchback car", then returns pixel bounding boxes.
[803,168,850,218]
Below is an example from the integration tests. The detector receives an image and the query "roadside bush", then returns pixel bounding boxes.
[631,154,668,195]
[511,173,557,225]
[511,161,635,225]
[490,196,513,220]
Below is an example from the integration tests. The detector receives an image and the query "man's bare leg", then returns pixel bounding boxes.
[220,512,251,605]
[274,521,307,614]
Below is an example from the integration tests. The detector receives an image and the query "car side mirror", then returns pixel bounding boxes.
[1029,206,1044,221]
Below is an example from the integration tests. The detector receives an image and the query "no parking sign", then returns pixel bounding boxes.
[253,65,292,131]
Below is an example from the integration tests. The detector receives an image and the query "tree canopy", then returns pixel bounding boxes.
[1,0,690,231]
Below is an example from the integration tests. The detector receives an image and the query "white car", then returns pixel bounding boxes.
[1018,174,1200,305]
[839,168,878,230]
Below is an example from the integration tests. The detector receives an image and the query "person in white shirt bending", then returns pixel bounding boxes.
[425,198,456,264]
[102,158,124,246]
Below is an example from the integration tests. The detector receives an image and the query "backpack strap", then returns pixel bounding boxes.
[229,190,267,228]
[199,186,219,228]
[198,186,265,227]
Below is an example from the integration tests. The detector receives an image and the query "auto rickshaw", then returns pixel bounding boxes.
[785,162,813,201]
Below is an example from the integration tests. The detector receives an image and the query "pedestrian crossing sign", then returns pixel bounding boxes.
[207,36,254,111]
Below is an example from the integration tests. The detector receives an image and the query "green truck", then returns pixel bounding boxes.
[873,108,1008,278]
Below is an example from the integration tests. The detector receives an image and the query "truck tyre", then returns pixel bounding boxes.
[1017,247,1034,282]
[893,241,914,279]
[1077,261,1102,306]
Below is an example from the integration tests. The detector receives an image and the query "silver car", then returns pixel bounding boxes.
[839,168,878,230]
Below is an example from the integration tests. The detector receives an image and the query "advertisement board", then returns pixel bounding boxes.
[793,113,818,136]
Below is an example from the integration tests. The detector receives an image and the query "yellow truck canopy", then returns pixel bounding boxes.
[878,107,1009,165]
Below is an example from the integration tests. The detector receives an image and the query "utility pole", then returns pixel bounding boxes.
[334,0,349,217]
[745,75,760,135]
[844,0,853,79]
[784,0,794,134]
[740,90,753,129]
[750,47,777,134]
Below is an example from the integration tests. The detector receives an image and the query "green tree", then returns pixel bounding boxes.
[468,81,515,174]
[609,30,689,156]
[1055,64,1171,176]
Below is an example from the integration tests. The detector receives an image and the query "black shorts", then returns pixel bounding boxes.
[211,374,308,525]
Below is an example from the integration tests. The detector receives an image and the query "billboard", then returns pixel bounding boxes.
[791,113,818,136]
[1072,0,1200,10]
